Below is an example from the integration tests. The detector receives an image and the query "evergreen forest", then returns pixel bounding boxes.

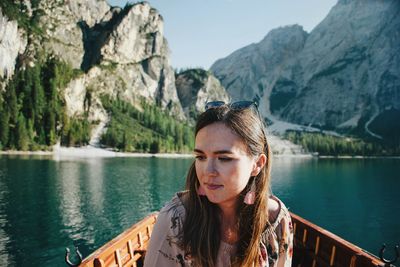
[0,57,89,151]
[0,56,194,153]
[100,96,194,153]
[285,131,400,156]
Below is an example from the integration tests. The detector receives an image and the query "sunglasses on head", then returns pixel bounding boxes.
[204,100,258,111]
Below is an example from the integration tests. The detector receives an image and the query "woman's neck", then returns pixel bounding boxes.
[218,199,238,223]
[219,201,239,244]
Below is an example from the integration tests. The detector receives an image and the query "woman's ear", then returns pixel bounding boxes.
[251,154,267,176]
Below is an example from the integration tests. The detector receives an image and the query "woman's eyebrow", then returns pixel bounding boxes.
[193,148,234,155]
[213,150,234,155]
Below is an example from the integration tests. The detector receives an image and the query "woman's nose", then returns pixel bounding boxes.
[205,159,218,176]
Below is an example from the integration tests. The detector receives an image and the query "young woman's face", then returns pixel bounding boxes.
[194,122,260,208]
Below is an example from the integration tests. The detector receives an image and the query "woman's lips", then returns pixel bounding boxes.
[205,183,223,190]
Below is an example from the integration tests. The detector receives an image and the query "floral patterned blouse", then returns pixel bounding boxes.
[144,192,293,267]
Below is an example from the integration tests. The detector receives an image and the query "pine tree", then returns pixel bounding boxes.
[183,126,193,150]
[44,109,56,145]
[150,139,160,153]
[16,113,29,150]
[32,64,45,131]
[21,67,33,119]
[175,124,184,150]
[44,74,58,145]
[27,118,35,147]
[6,81,19,126]
[6,81,19,148]
[0,99,10,148]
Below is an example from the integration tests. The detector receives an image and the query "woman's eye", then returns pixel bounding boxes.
[195,155,206,160]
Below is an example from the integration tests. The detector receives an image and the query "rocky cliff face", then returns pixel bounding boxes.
[0,0,185,125]
[211,25,308,103]
[0,9,27,90]
[55,1,184,122]
[37,0,110,69]
[176,69,229,118]
[211,0,400,141]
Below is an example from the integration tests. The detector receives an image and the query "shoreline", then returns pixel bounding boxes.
[317,155,400,159]
[0,146,194,159]
[1,147,399,159]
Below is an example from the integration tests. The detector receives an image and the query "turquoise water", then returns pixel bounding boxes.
[0,156,399,266]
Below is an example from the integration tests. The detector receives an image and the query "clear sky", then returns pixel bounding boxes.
[106,0,337,70]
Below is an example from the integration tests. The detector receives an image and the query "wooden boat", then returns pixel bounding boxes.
[66,212,397,267]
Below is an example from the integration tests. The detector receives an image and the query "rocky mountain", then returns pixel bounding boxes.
[176,68,229,120]
[211,0,400,142]
[0,0,233,153]
[211,25,308,103]
[0,9,27,90]
[1,1,184,123]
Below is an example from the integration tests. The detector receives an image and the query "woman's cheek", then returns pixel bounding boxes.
[195,160,206,178]
[195,162,201,177]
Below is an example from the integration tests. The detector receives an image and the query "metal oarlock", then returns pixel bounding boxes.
[379,244,399,267]
[65,247,82,267]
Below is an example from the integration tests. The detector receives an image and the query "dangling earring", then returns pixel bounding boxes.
[197,184,206,196]
[244,178,256,205]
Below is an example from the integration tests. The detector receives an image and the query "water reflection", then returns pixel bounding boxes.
[0,162,13,266]
[85,159,106,225]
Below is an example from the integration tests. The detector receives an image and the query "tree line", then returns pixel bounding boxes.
[285,131,400,156]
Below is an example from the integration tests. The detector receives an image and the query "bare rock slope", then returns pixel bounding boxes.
[211,0,400,141]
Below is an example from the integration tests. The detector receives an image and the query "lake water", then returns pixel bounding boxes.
[0,155,399,266]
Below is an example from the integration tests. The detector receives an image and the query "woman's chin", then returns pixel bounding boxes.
[203,194,220,204]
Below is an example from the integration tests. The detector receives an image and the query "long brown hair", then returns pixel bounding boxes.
[182,105,272,266]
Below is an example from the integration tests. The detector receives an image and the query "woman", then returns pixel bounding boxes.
[144,101,293,267]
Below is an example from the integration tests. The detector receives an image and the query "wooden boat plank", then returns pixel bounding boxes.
[291,212,384,267]
[78,211,385,267]
[79,212,158,267]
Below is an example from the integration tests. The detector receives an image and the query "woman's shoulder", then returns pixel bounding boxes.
[158,191,187,221]
[268,197,281,223]
[262,197,294,267]
[265,195,291,234]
